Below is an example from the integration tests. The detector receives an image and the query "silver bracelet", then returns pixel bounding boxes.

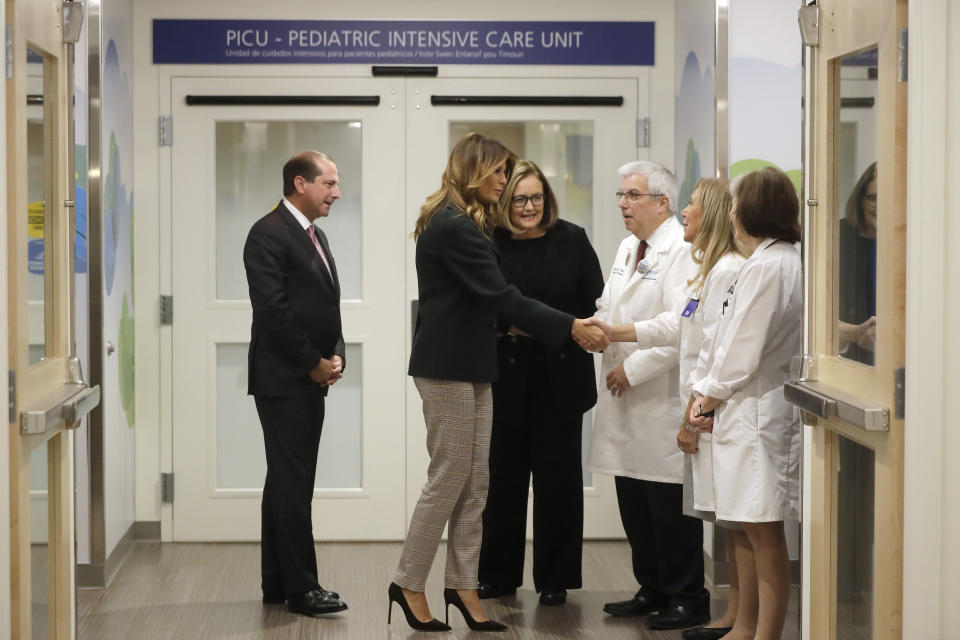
[682,420,700,433]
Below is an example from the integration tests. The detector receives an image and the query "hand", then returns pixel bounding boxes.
[605,364,630,397]
[309,356,343,385]
[687,397,714,432]
[571,318,609,352]
[677,423,699,454]
[856,316,876,351]
[507,326,529,337]
[582,316,613,337]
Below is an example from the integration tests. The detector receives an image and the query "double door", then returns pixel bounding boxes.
[168,74,645,541]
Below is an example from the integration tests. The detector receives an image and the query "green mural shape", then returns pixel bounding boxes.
[730,158,802,193]
[679,138,701,215]
[119,294,135,427]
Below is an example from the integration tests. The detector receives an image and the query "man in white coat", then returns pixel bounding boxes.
[589,161,710,630]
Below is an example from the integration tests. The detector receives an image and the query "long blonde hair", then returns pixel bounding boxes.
[413,132,517,239]
[688,178,744,294]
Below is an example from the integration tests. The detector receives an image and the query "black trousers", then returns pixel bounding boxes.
[615,476,708,605]
[479,406,584,592]
[255,393,325,597]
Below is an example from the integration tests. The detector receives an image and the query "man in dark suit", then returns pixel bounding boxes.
[243,151,348,617]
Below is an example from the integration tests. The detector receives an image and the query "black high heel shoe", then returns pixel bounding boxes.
[443,588,508,632]
[387,582,451,632]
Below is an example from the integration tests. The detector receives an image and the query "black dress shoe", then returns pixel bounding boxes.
[477,583,517,599]
[646,602,711,630]
[602,591,667,617]
[682,626,733,640]
[538,589,567,606]
[263,585,340,604]
[287,589,348,616]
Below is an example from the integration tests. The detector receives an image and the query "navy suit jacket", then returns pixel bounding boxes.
[243,201,346,397]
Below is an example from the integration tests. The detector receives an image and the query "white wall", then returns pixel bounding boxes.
[903,0,960,637]
[131,0,678,536]
[0,0,11,633]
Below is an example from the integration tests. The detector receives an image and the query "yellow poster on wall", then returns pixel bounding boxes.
[28,201,44,238]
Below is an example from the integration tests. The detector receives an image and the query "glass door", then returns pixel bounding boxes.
[405,76,645,538]
[169,76,407,540]
[790,1,907,637]
[7,0,94,637]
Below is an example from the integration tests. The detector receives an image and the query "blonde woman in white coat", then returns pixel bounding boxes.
[587,161,708,630]
[689,167,802,640]
[589,177,750,640]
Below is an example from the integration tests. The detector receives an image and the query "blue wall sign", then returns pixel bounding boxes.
[153,20,654,66]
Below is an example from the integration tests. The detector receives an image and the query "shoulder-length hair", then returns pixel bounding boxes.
[494,160,559,234]
[732,166,801,243]
[688,178,745,295]
[413,132,517,239]
[844,161,877,232]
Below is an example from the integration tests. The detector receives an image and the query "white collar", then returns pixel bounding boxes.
[283,198,312,230]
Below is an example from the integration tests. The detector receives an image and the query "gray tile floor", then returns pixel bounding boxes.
[78,541,801,639]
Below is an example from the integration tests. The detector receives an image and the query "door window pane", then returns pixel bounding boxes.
[29,441,49,639]
[215,121,363,301]
[834,49,879,366]
[216,342,362,490]
[836,435,874,639]
[27,48,47,364]
[449,121,595,238]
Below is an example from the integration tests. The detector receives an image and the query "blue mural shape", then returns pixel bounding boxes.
[153,19,655,66]
[675,51,715,212]
[102,40,133,296]
[75,184,87,274]
[28,239,44,275]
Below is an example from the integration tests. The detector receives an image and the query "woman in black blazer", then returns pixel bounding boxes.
[478,161,604,606]
[388,134,607,632]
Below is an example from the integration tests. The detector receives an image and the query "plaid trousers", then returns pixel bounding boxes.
[394,377,493,590]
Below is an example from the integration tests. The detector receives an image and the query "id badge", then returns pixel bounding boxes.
[681,297,700,318]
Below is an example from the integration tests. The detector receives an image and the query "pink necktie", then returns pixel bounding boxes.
[307,225,333,277]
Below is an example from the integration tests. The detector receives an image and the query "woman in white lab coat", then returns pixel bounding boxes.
[590,178,751,640]
[689,167,802,640]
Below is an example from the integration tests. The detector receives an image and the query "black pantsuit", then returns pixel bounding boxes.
[615,476,708,605]
[479,220,604,593]
[256,394,325,596]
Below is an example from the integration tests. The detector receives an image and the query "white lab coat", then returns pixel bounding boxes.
[632,251,746,511]
[588,217,696,483]
[692,239,802,522]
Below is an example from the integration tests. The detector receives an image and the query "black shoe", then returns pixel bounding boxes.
[538,589,567,606]
[263,585,340,605]
[477,583,517,600]
[286,589,348,616]
[682,626,733,640]
[387,582,451,631]
[646,602,711,630]
[602,591,667,617]
[444,588,507,631]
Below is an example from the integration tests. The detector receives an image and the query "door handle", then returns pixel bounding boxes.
[783,380,889,432]
[20,383,101,435]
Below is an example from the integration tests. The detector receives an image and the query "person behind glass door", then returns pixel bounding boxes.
[587,161,709,631]
[243,151,348,617]
[477,160,604,607]
[688,167,803,640]
[389,133,608,632]
[838,161,878,364]
[588,178,752,639]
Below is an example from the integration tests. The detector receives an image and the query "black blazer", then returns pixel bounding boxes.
[838,219,875,365]
[244,201,346,397]
[493,220,604,417]
[408,204,574,383]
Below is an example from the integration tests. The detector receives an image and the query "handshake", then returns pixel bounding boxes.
[571,317,613,352]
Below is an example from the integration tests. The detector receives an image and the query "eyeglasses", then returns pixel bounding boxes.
[863,193,877,203]
[511,194,545,207]
[615,191,663,203]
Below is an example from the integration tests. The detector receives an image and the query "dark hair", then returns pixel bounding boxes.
[733,167,801,243]
[282,151,332,197]
[844,161,877,231]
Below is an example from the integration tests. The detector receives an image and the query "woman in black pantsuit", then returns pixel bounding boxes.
[478,161,605,606]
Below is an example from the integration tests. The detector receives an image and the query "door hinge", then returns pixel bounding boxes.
[159,116,173,146]
[898,29,908,82]
[8,370,15,424]
[797,4,819,48]
[161,472,175,503]
[160,295,173,325]
[636,117,650,148]
[894,366,905,419]
[5,25,13,79]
